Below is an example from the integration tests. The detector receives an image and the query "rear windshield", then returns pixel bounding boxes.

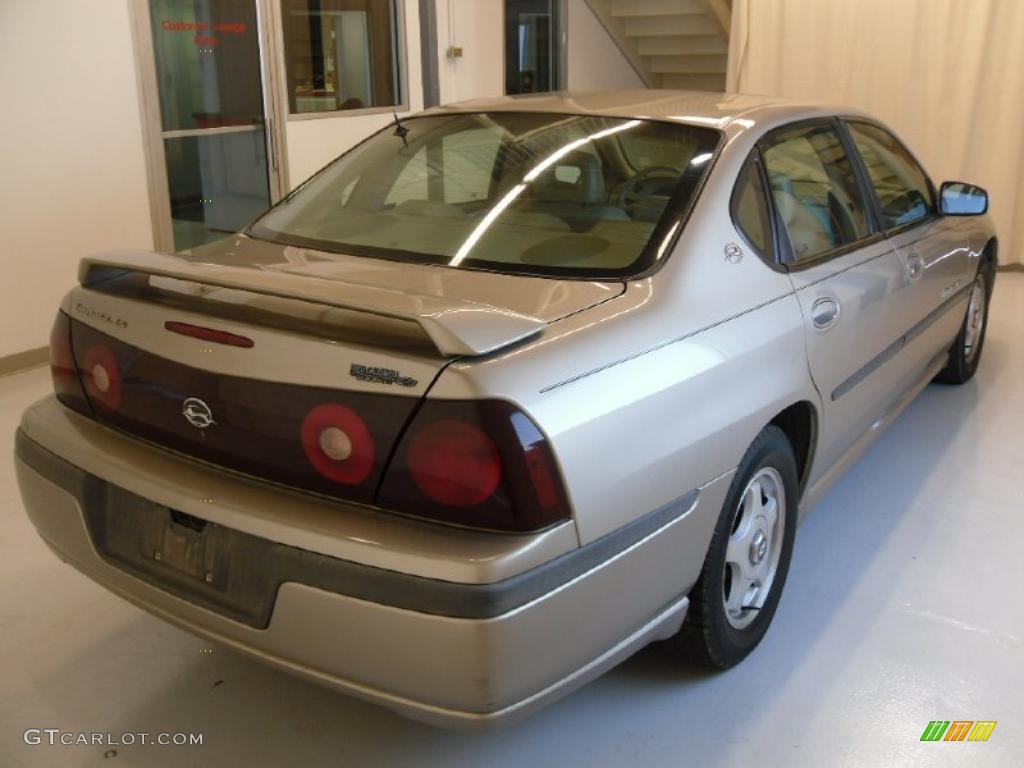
[249,112,720,278]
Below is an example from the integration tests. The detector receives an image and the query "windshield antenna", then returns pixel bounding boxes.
[392,112,409,147]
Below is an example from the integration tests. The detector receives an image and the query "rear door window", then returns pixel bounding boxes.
[762,122,870,262]
[731,154,772,258]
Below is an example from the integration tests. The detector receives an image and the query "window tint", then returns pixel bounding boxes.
[384,146,429,206]
[731,155,772,257]
[847,122,934,229]
[251,113,720,278]
[619,131,696,172]
[443,128,502,204]
[762,123,870,262]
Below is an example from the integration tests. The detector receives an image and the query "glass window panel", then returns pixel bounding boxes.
[847,121,934,229]
[281,0,402,114]
[165,130,271,251]
[762,124,870,262]
[250,113,719,278]
[149,0,264,131]
[384,146,430,206]
[732,156,771,257]
[443,128,502,204]
[505,0,560,94]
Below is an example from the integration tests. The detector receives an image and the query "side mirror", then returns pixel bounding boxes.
[939,181,988,216]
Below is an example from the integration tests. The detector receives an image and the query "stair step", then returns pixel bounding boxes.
[647,54,728,74]
[636,34,727,56]
[658,72,727,91]
[624,14,720,37]
[610,0,706,17]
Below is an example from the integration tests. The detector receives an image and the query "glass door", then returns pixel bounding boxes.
[137,0,285,252]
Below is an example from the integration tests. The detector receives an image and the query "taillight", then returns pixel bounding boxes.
[164,321,254,348]
[378,400,571,532]
[406,419,502,507]
[55,312,568,532]
[300,404,375,485]
[81,344,122,411]
[49,311,90,415]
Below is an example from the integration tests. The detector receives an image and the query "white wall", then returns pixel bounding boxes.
[435,0,505,105]
[0,0,153,359]
[567,0,644,91]
[283,0,426,186]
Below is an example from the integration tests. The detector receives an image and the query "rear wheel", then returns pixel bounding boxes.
[935,266,991,385]
[669,425,798,668]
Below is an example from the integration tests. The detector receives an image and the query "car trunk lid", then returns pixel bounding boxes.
[65,244,621,506]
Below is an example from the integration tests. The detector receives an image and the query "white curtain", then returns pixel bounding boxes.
[728,0,1024,265]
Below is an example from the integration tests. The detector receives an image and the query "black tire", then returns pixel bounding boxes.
[669,425,798,669]
[935,265,992,385]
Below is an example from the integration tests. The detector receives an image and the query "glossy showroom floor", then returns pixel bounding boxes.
[2,275,1023,768]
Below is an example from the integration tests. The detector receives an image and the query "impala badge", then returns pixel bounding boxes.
[182,397,216,429]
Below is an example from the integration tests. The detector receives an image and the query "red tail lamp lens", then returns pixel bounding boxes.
[49,311,91,415]
[164,321,254,348]
[81,344,122,411]
[49,312,77,395]
[406,419,502,507]
[524,445,559,508]
[300,404,375,485]
[378,400,570,531]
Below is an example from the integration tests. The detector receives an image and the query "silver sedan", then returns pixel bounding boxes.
[15,91,996,728]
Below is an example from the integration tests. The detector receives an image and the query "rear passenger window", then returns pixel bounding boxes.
[846,121,934,229]
[731,155,772,258]
[762,123,870,262]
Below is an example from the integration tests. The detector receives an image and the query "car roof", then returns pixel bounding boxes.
[423,89,866,134]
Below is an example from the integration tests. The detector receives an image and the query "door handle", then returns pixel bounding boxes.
[905,252,924,281]
[810,296,840,330]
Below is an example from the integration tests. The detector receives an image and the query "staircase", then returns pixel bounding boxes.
[582,0,731,91]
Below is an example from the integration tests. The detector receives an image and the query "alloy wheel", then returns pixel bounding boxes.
[963,278,986,363]
[722,466,786,630]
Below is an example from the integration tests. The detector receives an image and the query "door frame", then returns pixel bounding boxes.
[127,0,290,253]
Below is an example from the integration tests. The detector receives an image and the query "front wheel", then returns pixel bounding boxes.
[935,267,991,385]
[669,425,798,669]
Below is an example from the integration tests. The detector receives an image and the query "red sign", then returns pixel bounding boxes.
[161,20,248,47]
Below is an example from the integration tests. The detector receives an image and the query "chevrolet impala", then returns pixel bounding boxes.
[14,91,996,728]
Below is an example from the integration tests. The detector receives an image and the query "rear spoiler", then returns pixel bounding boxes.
[78,250,546,357]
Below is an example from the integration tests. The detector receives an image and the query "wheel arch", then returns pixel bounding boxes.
[767,400,818,496]
[983,236,998,275]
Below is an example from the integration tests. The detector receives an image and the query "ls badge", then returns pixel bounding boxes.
[350,364,418,388]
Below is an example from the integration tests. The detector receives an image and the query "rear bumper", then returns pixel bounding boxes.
[15,398,731,728]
